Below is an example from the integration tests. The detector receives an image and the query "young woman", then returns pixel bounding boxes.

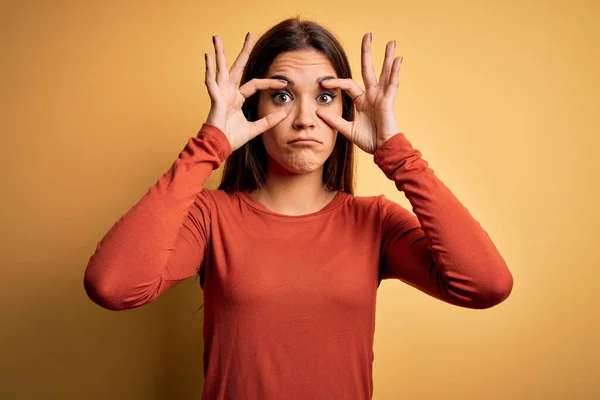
[84,17,513,400]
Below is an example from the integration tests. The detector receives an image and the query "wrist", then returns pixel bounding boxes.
[376,122,400,149]
[205,109,226,134]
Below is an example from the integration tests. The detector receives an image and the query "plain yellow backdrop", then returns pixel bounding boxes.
[1,0,598,399]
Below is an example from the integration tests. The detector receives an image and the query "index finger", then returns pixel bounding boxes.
[230,32,254,86]
[239,78,287,98]
[361,33,377,89]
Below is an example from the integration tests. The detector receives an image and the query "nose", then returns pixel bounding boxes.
[292,97,316,130]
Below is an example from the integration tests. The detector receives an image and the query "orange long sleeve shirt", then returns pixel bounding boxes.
[84,123,513,399]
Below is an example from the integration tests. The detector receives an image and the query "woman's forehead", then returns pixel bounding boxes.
[267,50,337,79]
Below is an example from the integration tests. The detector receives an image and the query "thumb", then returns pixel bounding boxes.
[248,111,288,139]
[316,110,352,140]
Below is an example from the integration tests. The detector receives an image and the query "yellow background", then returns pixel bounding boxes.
[2,0,598,398]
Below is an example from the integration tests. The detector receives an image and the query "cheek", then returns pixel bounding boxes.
[261,132,291,166]
[260,126,283,153]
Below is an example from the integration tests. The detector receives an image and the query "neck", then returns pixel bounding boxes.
[250,161,337,216]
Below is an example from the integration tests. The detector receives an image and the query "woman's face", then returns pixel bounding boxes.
[257,49,343,175]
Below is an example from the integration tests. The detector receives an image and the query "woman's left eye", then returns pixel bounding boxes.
[317,93,336,104]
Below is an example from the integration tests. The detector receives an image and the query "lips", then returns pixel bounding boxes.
[288,137,321,144]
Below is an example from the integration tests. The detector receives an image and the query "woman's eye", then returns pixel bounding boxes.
[272,92,292,104]
[317,93,336,104]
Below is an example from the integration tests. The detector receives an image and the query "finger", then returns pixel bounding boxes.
[230,32,254,86]
[361,33,377,89]
[315,109,353,139]
[204,53,219,101]
[213,35,228,85]
[238,78,287,98]
[248,111,288,138]
[378,40,395,89]
[320,78,364,101]
[384,56,403,100]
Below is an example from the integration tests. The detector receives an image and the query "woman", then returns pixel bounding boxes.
[84,17,513,400]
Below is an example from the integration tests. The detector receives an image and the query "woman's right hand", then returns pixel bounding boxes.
[204,33,288,152]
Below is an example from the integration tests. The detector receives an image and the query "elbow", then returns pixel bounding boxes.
[474,268,514,309]
[83,255,164,311]
[83,249,132,311]
[83,265,160,311]
[83,265,150,311]
[83,272,128,311]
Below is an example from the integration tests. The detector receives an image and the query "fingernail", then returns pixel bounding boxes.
[393,40,396,47]
[245,32,250,41]
[277,79,287,84]
[369,32,372,41]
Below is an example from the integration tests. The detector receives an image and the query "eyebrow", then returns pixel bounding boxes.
[269,74,336,85]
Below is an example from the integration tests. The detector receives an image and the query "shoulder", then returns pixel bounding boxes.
[338,193,386,221]
[198,188,239,206]
[343,192,416,226]
[196,189,252,215]
[376,194,418,228]
[346,193,407,210]
[341,193,415,232]
[345,193,383,208]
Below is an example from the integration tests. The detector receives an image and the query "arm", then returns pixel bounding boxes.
[375,133,513,309]
[83,123,232,311]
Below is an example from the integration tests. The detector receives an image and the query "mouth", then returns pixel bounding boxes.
[288,138,321,144]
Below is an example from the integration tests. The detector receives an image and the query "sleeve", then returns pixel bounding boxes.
[374,132,513,309]
[83,123,232,311]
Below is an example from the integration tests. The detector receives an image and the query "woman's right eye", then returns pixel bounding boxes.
[271,91,292,105]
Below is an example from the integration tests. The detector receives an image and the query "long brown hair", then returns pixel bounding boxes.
[217,17,356,194]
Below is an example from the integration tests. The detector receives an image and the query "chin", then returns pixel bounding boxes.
[269,152,328,175]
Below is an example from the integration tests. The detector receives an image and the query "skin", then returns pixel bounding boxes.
[251,49,343,215]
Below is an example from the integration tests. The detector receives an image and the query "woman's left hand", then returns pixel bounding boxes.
[316,33,402,154]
